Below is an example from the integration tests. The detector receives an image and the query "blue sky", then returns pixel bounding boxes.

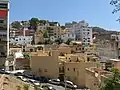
[10,0,120,30]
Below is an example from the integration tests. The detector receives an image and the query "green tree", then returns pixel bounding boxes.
[110,0,120,22]
[43,31,49,38]
[61,26,66,30]
[29,18,39,30]
[23,84,29,90]
[44,39,52,44]
[55,38,63,44]
[24,54,30,59]
[65,38,73,45]
[101,68,120,90]
[11,21,22,29]
[39,20,47,25]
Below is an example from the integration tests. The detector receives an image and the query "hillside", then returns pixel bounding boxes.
[92,27,118,40]
[0,74,34,90]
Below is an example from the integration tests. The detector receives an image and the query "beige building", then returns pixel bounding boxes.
[58,43,71,55]
[104,59,120,71]
[30,50,59,78]
[64,62,98,87]
[70,41,85,53]
[29,46,99,87]
[95,39,118,60]
[37,24,64,38]
[59,53,99,87]
[34,30,44,44]
[9,48,22,55]
[85,67,112,90]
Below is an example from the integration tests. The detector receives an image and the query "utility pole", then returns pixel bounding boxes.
[64,75,67,90]
[64,62,67,90]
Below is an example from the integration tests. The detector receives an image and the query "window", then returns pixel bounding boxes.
[87,57,90,62]
[67,68,69,71]
[88,40,90,42]
[68,34,70,37]
[83,32,85,34]
[0,20,4,23]
[23,49,25,52]
[1,52,5,55]
[73,68,76,72]
[0,3,8,9]
[44,69,47,72]
[82,48,84,50]
[30,49,33,52]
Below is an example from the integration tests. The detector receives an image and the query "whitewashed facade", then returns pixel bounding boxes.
[67,21,93,45]
[10,36,33,45]
[50,33,76,42]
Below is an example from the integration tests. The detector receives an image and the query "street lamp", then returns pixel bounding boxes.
[63,61,67,90]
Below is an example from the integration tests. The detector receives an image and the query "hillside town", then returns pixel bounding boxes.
[1,0,120,90]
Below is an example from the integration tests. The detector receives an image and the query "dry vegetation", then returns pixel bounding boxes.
[0,74,34,90]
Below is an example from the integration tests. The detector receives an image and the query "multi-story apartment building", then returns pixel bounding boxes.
[0,0,9,57]
[37,22,64,38]
[95,40,117,60]
[30,47,99,87]
[10,28,35,38]
[30,50,59,78]
[10,36,33,45]
[95,34,120,60]
[80,27,93,46]
[50,32,76,42]
[67,21,93,45]
[34,30,44,44]
[0,0,9,68]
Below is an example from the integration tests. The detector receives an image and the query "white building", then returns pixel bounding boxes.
[61,33,76,42]
[10,36,33,45]
[80,27,92,45]
[50,33,76,42]
[68,21,92,45]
